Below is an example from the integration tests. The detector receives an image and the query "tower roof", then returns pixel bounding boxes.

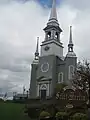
[69,26,73,45]
[35,37,39,58]
[47,0,59,26]
[49,0,57,21]
[33,37,39,64]
[36,37,39,53]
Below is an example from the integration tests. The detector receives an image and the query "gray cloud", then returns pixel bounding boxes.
[63,0,90,10]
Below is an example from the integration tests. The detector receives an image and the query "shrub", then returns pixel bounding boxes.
[72,113,87,120]
[27,108,39,119]
[55,112,68,120]
[39,111,51,119]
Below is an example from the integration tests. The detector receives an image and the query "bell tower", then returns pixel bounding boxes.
[66,26,76,57]
[40,0,64,58]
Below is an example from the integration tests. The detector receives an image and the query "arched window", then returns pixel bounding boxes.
[69,47,73,52]
[55,32,58,39]
[58,72,63,83]
[68,65,74,80]
[47,32,51,39]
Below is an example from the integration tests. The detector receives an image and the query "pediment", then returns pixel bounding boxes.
[37,76,52,81]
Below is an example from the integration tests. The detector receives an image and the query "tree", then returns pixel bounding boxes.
[72,60,90,108]
[72,60,90,92]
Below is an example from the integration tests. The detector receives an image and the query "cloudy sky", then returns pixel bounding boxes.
[0,0,90,96]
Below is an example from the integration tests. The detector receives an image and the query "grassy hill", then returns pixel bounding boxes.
[0,101,30,120]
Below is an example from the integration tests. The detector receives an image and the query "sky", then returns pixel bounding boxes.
[0,0,90,97]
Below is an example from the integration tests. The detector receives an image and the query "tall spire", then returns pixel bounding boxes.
[66,26,76,57]
[47,0,59,26]
[69,26,73,45]
[49,0,57,21]
[68,26,74,52]
[35,37,39,60]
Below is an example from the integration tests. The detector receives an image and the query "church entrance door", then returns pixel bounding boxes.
[41,90,46,100]
[40,84,47,100]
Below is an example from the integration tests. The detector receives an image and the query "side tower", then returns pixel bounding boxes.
[30,37,39,98]
[65,26,77,85]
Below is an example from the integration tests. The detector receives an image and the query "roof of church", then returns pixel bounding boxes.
[47,0,61,28]
[69,26,73,45]
[66,52,76,57]
[43,25,62,32]
[49,0,57,21]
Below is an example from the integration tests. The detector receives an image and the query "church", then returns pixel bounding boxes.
[30,0,77,99]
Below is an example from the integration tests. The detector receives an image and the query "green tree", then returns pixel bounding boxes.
[72,60,90,107]
[72,60,90,92]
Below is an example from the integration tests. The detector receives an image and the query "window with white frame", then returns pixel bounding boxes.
[58,72,63,83]
[68,65,74,80]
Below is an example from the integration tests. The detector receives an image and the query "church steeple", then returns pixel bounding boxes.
[49,0,57,21]
[68,26,73,52]
[41,0,63,58]
[35,37,39,60]
[43,0,62,43]
[47,0,59,26]
[66,26,76,57]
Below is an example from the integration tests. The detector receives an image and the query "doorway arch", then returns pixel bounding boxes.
[40,84,47,99]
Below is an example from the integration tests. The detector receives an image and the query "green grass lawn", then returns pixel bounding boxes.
[0,101,30,120]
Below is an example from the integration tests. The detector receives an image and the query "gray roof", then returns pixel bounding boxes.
[35,37,39,57]
[69,26,73,45]
[49,0,57,20]
[66,52,76,57]
[47,0,59,27]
